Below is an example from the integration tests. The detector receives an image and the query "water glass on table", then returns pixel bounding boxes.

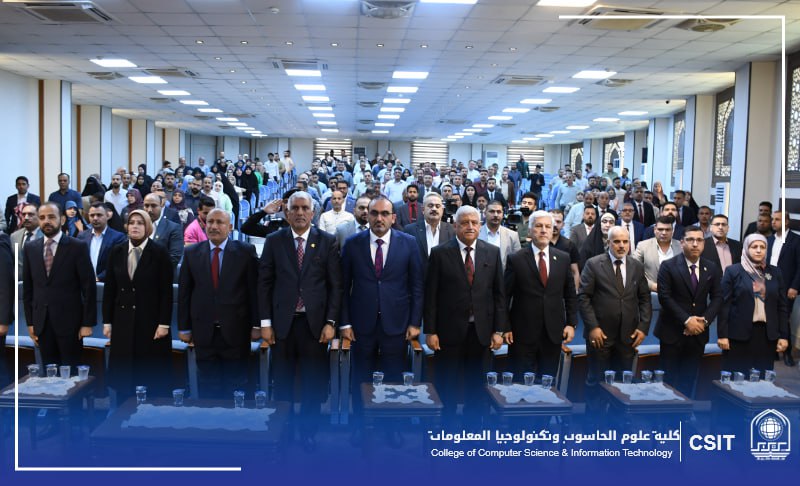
[255,390,267,409]
[172,389,185,407]
[46,364,58,378]
[135,385,147,404]
[233,390,245,408]
[59,365,71,379]
[541,375,553,389]
[653,370,665,383]
[486,372,498,386]
[77,365,90,381]
[27,364,40,378]
[604,370,615,385]
[502,372,514,386]
[622,371,633,384]
[402,372,414,386]
[372,371,384,387]
[524,372,535,386]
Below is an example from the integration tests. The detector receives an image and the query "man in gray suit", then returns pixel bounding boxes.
[404,192,455,271]
[143,193,184,268]
[10,203,42,278]
[579,225,652,391]
[478,200,521,270]
[570,204,597,252]
[633,215,682,291]
[335,195,371,249]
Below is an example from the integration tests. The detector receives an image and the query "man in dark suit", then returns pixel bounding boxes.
[78,201,127,281]
[394,183,420,229]
[569,204,596,251]
[618,202,645,252]
[178,208,259,398]
[23,203,96,367]
[484,178,508,211]
[702,214,741,274]
[335,195,370,249]
[579,225,652,394]
[643,202,685,241]
[742,201,772,239]
[767,210,800,366]
[655,226,723,397]
[631,186,656,227]
[505,210,576,379]
[143,193,183,268]
[5,176,40,234]
[0,233,13,386]
[258,191,342,451]
[341,195,423,391]
[425,205,508,426]
[673,190,697,226]
[529,165,545,200]
[404,192,455,272]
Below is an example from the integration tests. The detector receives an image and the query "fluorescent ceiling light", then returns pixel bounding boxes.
[572,70,616,79]
[285,69,321,77]
[488,115,512,121]
[387,86,419,94]
[454,132,471,136]
[228,122,247,126]
[420,0,478,4]
[450,135,464,139]
[317,138,328,141]
[235,127,252,130]
[372,130,390,134]
[566,125,589,130]
[198,108,223,113]
[392,71,429,79]
[313,113,336,118]
[536,134,554,138]
[383,98,411,104]
[378,114,400,120]
[511,140,528,144]
[321,129,339,133]
[128,76,167,84]
[543,86,579,94]
[618,111,648,116]
[179,100,208,105]
[217,117,238,122]
[302,95,330,102]
[520,98,552,105]
[375,123,395,127]
[463,128,482,132]
[308,106,333,111]
[537,0,596,6]
[441,138,453,142]
[473,124,494,128]
[502,107,530,114]
[294,84,326,91]
[593,117,619,122]
[159,90,191,96]
[522,137,540,141]
[317,121,337,125]
[90,58,137,68]
[550,130,570,134]
[380,107,405,113]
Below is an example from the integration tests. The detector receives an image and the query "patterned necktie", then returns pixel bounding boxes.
[44,239,54,276]
[626,224,632,254]
[375,239,384,279]
[638,203,644,223]
[211,247,220,289]
[410,202,417,221]
[465,246,474,286]
[614,259,624,294]
[295,237,305,310]
[676,208,682,225]
[128,246,142,280]
[22,231,32,248]
[690,264,698,294]
[538,250,548,286]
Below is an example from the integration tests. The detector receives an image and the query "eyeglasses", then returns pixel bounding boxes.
[683,238,704,244]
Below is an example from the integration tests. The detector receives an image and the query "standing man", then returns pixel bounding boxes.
[529,165,545,202]
[550,209,581,291]
[319,190,355,234]
[143,193,184,269]
[394,184,421,229]
[48,173,83,212]
[478,201,521,270]
[516,192,538,248]
[673,190,697,226]
[178,208,259,398]
[5,176,40,234]
[655,226,723,397]
[767,210,800,366]
[23,203,96,367]
[404,192,455,272]
[617,202,644,253]
[643,202,685,241]
[633,216,683,291]
[336,195,371,249]
[579,226,651,396]
[103,174,127,215]
[383,168,408,204]
[702,214,741,274]
[184,196,215,245]
[11,203,43,277]
[259,191,342,451]
[0,232,13,386]
[424,205,507,426]
[78,201,127,281]
[570,204,597,251]
[505,210,577,379]
[631,187,656,227]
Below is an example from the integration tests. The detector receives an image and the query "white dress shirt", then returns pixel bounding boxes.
[90,227,107,272]
[770,233,784,267]
[370,229,391,265]
[43,231,62,258]
[532,244,550,276]
[425,222,441,256]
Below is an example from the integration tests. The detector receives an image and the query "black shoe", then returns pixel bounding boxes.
[384,429,404,449]
[785,352,796,367]
[300,434,317,453]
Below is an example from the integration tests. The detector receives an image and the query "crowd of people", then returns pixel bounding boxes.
[0,151,796,451]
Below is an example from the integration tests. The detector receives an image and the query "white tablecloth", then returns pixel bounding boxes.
[727,381,799,399]
[372,384,434,404]
[1,377,80,396]
[121,404,276,431]
[494,384,564,404]
[611,383,685,401]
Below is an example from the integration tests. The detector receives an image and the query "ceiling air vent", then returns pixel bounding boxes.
[271,59,329,71]
[228,113,254,118]
[573,5,667,31]
[86,71,122,80]
[218,125,233,129]
[357,129,372,133]
[150,97,174,103]
[358,101,381,108]
[596,78,631,88]
[358,82,387,90]
[437,119,470,125]
[194,115,212,120]
[360,1,416,19]
[491,75,548,86]
[142,68,199,78]
[476,132,490,136]
[498,123,516,128]
[9,1,115,24]
[534,106,560,113]
[674,18,740,33]
[358,119,375,125]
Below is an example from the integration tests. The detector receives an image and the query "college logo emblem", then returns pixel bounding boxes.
[750,409,791,460]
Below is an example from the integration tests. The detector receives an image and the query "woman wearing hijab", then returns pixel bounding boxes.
[136,164,153,187]
[62,200,87,237]
[120,188,144,222]
[133,174,151,198]
[579,211,615,270]
[718,234,790,375]
[103,202,125,233]
[241,166,260,206]
[103,210,173,400]
[213,181,233,215]
[81,175,106,198]
[170,189,195,230]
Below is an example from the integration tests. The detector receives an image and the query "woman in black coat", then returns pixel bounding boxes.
[718,233,790,375]
[103,209,173,399]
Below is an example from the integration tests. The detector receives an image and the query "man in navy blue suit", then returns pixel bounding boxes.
[341,196,423,442]
[78,201,127,281]
[618,202,644,252]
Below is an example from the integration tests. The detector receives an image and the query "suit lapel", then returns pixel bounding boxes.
[47,237,69,282]
[199,240,212,282]
[219,241,234,284]
[283,229,301,276]
[675,254,694,295]
[417,221,428,256]
[299,229,317,278]
[449,240,469,284]
[524,247,544,287]
[602,255,622,296]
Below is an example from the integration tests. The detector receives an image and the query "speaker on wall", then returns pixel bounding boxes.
[641,147,648,163]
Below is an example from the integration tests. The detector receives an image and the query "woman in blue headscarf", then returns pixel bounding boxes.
[61,200,87,237]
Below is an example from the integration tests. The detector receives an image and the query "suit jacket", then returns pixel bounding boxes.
[677,205,697,226]
[631,200,656,227]
[655,254,723,345]
[178,240,259,350]
[335,220,368,249]
[701,237,742,271]
[618,220,644,250]
[394,201,421,229]
[718,263,789,341]
[529,173,545,193]
[77,227,127,281]
[0,234,12,324]
[22,236,96,336]
[4,193,41,234]
[419,185,440,198]
[643,223,685,241]
[484,190,508,210]
[162,206,182,226]
[152,217,184,267]
[569,224,592,250]
[578,254,652,342]
[10,227,43,278]
[478,225,521,269]
[633,238,683,289]
[403,219,456,271]
[258,227,342,340]
[424,239,509,347]
[767,231,800,292]
[505,246,577,345]
[341,230,423,336]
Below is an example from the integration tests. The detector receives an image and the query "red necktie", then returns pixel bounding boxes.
[638,203,644,223]
[465,246,474,286]
[538,250,547,286]
[410,202,417,221]
[375,239,384,279]
[211,247,220,289]
[296,237,305,310]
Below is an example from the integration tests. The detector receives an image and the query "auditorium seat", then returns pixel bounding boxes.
[4,336,39,380]
[559,345,588,404]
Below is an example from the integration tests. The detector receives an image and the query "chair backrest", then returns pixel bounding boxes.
[239,198,251,219]
[560,344,588,402]
[632,344,660,375]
